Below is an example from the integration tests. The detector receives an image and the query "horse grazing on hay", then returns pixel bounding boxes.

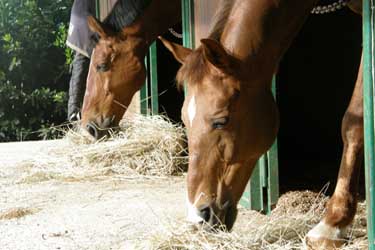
[80,0,181,139]
[160,0,363,249]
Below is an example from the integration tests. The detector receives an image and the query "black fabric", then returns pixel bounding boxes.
[68,52,90,120]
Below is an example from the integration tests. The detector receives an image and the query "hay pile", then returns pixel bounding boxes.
[130,191,368,250]
[14,115,188,183]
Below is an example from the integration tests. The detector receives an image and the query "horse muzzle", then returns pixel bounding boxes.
[84,115,116,140]
[190,200,238,232]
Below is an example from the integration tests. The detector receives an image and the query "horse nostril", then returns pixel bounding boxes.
[198,205,211,223]
[86,122,98,139]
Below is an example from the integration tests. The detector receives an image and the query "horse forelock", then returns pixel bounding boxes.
[176,48,209,89]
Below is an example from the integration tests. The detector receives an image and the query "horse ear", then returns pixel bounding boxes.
[159,36,192,64]
[87,16,108,38]
[200,39,234,73]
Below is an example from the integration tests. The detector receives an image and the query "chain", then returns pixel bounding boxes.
[311,0,350,14]
[168,28,183,39]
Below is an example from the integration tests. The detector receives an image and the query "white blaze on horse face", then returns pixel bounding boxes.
[187,95,196,127]
[186,192,204,223]
[187,201,203,223]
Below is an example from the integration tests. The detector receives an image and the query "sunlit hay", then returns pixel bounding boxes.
[0,207,38,220]
[139,191,367,250]
[16,115,188,183]
[66,114,188,176]
[64,125,95,145]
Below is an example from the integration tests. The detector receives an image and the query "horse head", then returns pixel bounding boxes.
[161,37,279,230]
[81,16,147,139]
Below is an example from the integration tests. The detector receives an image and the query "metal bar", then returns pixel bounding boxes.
[149,42,159,115]
[182,0,195,49]
[95,0,100,19]
[267,76,280,214]
[240,161,264,212]
[140,56,149,115]
[250,162,264,211]
[182,0,195,95]
[363,0,375,248]
[259,155,267,189]
[267,138,279,214]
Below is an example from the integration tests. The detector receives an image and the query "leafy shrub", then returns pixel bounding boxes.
[0,0,73,141]
[0,81,68,141]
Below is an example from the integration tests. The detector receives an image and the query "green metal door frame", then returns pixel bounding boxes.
[95,0,100,19]
[182,0,194,95]
[363,0,375,249]
[140,42,159,115]
[182,0,195,49]
[149,43,159,114]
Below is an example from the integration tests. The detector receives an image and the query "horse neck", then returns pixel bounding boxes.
[220,0,318,84]
[123,0,181,48]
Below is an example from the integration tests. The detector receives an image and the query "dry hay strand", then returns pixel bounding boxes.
[15,115,188,183]
[0,207,39,220]
[134,191,367,250]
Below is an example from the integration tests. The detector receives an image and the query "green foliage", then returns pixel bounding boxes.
[0,0,74,141]
[0,82,68,141]
[0,0,73,90]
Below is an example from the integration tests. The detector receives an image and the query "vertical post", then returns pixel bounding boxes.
[140,57,149,115]
[149,42,159,115]
[95,0,100,19]
[267,76,279,214]
[363,0,375,249]
[250,163,264,211]
[182,0,194,95]
[182,0,195,49]
[240,163,263,211]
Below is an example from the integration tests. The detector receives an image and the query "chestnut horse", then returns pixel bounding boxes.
[80,0,181,139]
[161,0,363,248]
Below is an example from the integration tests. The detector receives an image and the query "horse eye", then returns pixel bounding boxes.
[96,63,110,72]
[212,117,229,129]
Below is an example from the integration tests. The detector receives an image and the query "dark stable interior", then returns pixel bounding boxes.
[155,8,364,197]
[277,9,363,196]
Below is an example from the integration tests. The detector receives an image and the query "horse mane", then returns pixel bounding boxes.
[207,0,235,40]
[103,0,151,32]
[176,0,235,88]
